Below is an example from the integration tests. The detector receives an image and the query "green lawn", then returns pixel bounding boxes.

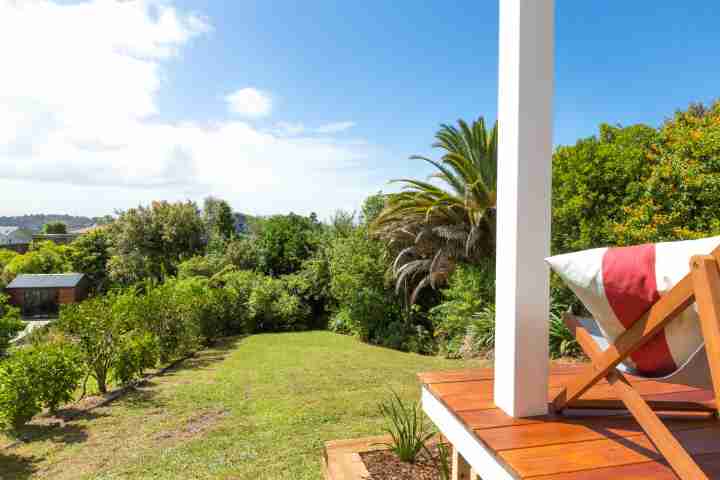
[0,331,486,480]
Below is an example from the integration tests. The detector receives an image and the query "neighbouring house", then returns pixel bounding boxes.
[0,226,32,253]
[5,273,88,317]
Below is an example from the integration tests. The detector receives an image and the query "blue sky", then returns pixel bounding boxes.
[1,1,718,219]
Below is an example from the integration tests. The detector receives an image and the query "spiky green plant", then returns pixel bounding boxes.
[427,441,452,480]
[376,390,435,463]
[372,118,498,303]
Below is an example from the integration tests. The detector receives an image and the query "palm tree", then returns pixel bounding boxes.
[371,117,498,304]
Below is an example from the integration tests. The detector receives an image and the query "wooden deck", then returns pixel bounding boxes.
[419,365,720,479]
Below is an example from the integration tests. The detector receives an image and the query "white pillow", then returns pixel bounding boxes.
[546,236,720,377]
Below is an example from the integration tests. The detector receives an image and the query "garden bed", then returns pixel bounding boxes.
[323,435,447,480]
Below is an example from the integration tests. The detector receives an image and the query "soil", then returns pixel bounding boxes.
[361,445,449,480]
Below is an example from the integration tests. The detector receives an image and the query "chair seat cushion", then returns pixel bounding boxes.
[546,236,720,377]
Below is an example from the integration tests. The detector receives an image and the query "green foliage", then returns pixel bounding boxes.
[429,442,451,480]
[70,228,112,292]
[30,340,83,413]
[57,295,128,394]
[107,201,206,284]
[223,236,261,271]
[203,197,236,251]
[0,341,82,430]
[255,213,321,276]
[177,254,227,279]
[247,276,309,332]
[0,249,18,275]
[429,261,495,357]
[2,240,73,283]
[376,391,434,463]
[552,123,658,253]
[0,293,23,354]
[612,102,720,244]
[0,349,42,430]
[360,192,386,226]
[41,221,68,234]
[326,226,401,342]
[373,118,498,302]
[114,331,159,385]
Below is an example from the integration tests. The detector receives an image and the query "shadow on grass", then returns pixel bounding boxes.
[13,422,90,446]
[0,452,40,480]
[163,335,246,375]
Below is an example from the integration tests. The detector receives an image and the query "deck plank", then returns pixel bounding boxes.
[419,364,719,479]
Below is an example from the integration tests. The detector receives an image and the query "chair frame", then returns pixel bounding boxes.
[552,254,720,480]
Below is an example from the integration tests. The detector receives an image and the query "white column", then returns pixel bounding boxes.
[494,0,554,418]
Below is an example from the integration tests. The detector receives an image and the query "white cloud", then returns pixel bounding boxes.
[315,121,356,133]
[273,121,306,136]
[0,1,385,218]
[225,88,273,118]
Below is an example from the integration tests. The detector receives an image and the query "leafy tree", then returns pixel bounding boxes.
[360,192,386,225]
[372,118,498,303]
[41,221,67,234]
[223,237,261,271]
[551,123,658,253]
[255,213,321,276]
[107,201,206,284]
[611,101,720,244]
[326,226,400,342]
[2,241,73,284]
[70,228,112,292]
[203,197,236,251]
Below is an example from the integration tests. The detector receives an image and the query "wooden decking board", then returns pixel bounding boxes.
[420,364,720,479]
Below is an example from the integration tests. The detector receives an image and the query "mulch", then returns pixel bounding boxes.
[361,445,448,480]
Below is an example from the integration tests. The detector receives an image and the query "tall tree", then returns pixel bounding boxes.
[372,118,498,303]
[203,197,236,246]
[107,201,206,284]
[42,221,67,234]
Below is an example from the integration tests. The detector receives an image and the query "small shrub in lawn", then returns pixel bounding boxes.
[376,391,434,463]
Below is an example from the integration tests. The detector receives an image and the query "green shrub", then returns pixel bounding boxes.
[215,270,261,333]
[0,293,23,355]
[31,341,83,413]
[429,261,494,358]
[177,255,227,279]
[57,293,162,394]
[0,349,42,430]
[114,330,159,384]
[327,227,404,343]
[376,391,434,463]
[224,237,261,271]
[0,341,82,430]
[255,213,321,276]
[247,276,309,331]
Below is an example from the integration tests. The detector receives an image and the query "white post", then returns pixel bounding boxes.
[494,0,554,418]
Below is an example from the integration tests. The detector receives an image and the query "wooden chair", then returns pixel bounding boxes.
[551,253,720,480]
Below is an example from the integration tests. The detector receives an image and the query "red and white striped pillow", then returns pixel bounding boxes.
[546,236,720,377]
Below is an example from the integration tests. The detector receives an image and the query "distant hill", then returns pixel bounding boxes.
[0,214,99,233]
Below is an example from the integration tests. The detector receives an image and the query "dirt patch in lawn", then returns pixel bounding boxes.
[154,408,228,442]
[361,445,447,480]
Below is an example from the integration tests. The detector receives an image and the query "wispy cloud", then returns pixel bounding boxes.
[225,88,273,117]
[0,1,384,217]
[315,121,356,134]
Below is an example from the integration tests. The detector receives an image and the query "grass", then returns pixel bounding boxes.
[0,331,486,479]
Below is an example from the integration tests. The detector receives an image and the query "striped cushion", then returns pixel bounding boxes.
[546,236,720,377]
